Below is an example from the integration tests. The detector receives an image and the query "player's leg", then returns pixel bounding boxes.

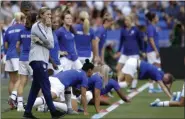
[116,54,126,82]
[17,61,31,111]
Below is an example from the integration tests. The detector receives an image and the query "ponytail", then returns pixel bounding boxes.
[83,18,90,35]
[82,59,94,71]
[79,11,90,35]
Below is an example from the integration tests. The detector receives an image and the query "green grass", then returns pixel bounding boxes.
[1,79,184,119]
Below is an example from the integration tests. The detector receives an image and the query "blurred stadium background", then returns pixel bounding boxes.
[1,1,184,119]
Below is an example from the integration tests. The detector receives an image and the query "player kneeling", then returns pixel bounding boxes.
[118,58,174,99]
[151,84,184,107]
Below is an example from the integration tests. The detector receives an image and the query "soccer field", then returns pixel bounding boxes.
[1,79,184,119]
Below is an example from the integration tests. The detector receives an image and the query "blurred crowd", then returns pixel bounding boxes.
[1,1,185,47]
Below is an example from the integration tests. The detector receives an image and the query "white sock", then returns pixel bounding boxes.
[65,88,72,109]
[157,101,169,107]
[53,102,67,112]
[17,97,23,106]
[149,82,154,90]
[33,96,45,107]
[131,79,138,89]
[10,91,17,100]
[119,82,128,88]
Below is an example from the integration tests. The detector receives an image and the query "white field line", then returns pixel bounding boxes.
[91,83,149,119]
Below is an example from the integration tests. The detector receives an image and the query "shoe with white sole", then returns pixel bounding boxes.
[150,98,161,107]
[67,108,79,115]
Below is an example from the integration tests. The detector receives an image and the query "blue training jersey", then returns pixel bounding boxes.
[55,26,78,61]
[101,79,120,95]
[139,60,164,81]
[74,24,96,57]
[146,23,159,52]
[19,27,31,61]
[4,24,25,60]
[95,26,107,56]
[53,69,88,89]
[88,73,103,91]
[118,26,144,55]
[50,31,60,65]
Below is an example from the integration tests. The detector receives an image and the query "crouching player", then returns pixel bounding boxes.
[76,75,130,113]
[32,60,94,115]
[118,58,174,99]
[151,84,184,107]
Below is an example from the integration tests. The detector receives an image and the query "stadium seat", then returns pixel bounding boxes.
[138,20,146,26]
[157,20,168,29]
[158,29,171,47]
[137,13,145,21]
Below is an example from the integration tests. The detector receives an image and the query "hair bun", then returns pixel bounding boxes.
[85,59,90,64]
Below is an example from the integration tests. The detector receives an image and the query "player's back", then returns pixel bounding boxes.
[74,24,95,57]
[53,69,88,88]
[19,27,31,61]
[5,24,25,59]
[139,60,164,81]
[88,73,103,91]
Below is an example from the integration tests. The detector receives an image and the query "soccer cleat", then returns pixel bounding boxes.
[17,105,25,112]
[155,88,163,93]
[150,98,161,107]
[8,98,17,109]
[148,89,157,93]
[67,108,79,115]
[77,107,84,112]
[51,110,66,119]
[23,112,38,119]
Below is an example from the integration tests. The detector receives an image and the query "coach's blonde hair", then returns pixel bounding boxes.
[38,7,50,19]
[14,12,25,23]
[79,11,90,35]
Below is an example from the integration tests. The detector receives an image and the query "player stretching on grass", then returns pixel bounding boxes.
[118,58,174,99]
[151,84,184,107]
[33,59,94,115]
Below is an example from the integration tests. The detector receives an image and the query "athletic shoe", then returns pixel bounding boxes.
[8,98,17,109]
[148,89,157,93]
[23,112,38,119]
[107,92,114,98]
[51,110,66,119]
[17,105,25,112]
[150,98,161,107]
[67,108,79,115]
[77,107,84,112]
[155,88,163,93]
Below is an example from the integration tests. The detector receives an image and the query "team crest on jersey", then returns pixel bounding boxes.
[43,64,46,69]
[130,30,135,35]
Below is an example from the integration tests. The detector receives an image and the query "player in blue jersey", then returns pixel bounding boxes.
[4,12,26,109]
[116,16,145,91]
[48,15,63,76]
[94,13,114,88]
[76,76,130,112]
[55,10,82,71]
[118,58,174,99]
[15,12,37,112]
[145,12,162,93]
[74,11,100,64]
[32,59,94,116]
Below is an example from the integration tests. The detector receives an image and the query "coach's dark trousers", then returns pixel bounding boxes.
[25,61,56,114]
